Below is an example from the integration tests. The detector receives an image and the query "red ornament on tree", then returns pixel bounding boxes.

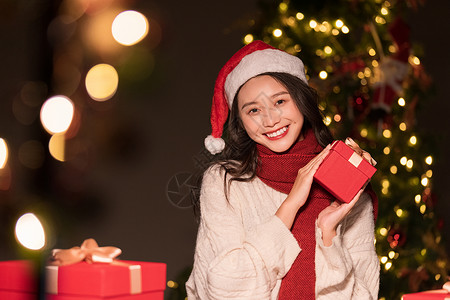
[371,17,411,113]
[387,227,406,249]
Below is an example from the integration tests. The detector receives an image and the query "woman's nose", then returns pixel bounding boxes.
[261,107,281,127]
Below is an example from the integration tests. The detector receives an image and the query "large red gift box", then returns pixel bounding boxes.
[0,260,166,300]
[0,260,36,300]
[402,289,450,299]
[314,140,376,203]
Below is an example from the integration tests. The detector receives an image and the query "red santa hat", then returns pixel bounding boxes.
[204,40,308,154]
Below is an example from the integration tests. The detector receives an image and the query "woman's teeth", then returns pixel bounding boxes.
[266,126,287,138]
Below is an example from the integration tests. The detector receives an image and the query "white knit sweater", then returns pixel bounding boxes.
[186,165,380,299]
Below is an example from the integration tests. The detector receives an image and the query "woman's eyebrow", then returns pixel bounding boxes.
[271,91,289,99]
[241,101,258,111]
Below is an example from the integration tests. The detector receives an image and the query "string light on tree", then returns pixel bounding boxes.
[273,29,283,37]
[319,71,328,79]
[296,12,304,20]
[244,34,254,44]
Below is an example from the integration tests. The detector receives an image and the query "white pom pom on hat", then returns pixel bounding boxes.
[204,40,308,155]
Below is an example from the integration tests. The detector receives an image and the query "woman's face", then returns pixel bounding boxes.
[237,75,304,153]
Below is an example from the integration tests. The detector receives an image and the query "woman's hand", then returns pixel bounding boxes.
[316,138,375,246]
[317,189,364,246]
[276,144,332,229]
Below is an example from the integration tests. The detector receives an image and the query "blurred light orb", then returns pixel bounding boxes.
[49,134,65,162]
[0,138,8,169]
[272,29,282,37]
[15,213,46,250]
[85,64,119,101]
[112,10,148,46]
[244,34,254,44]
[40,96,74,134]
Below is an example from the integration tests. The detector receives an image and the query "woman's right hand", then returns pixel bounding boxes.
[275,144,331,229]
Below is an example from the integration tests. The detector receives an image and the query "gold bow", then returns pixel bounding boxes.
[49,238,122,266]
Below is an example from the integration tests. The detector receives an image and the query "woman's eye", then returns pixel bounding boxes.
[248,108,259,114]
[276,99,285,105]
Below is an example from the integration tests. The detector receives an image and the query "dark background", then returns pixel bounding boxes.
[0,0,449,295]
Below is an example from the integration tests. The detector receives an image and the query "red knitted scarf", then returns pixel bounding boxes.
[256,129,378,299]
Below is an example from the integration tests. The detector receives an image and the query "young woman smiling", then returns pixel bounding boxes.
[186,41,379,299]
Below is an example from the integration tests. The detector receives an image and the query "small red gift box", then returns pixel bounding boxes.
[402,289,450,299]
[313,140,376,203]
[0,260,166,300]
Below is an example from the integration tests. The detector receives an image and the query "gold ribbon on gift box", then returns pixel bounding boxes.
[46,238,142,295]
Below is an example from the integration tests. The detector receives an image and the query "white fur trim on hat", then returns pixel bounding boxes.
[204,135,225,155]
[224,48,307,106]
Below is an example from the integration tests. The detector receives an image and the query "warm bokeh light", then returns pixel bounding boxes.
[296,12,304,20]
[425,156,433,165]
[421,177,429,187]
[400,156,407,165]
[409,55,421,65]
[390,165,397,174]
[341,25,349,34]
[335,19,344,28]
[244,34,254,44]
[15,213,46,250]
[383,147,390,155]
[0,138,8,169]
[273,29,282,37]
[406,159,413,169]
[49,134,65,162]
[333,114,341,122]
[360,128,368,138]
[112,10,149,46]
[85,64,119,101]
[382,129,392,138]
[40,96,74,134]
[398,97,406,106]
[309,20,317,28]
[415,195,421,204]
[279,2,288,12]
[319,71,328,79]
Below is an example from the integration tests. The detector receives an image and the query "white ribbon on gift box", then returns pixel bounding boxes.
[348,151,363,168]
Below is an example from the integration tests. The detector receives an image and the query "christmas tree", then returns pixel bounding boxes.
[241,0,448,299]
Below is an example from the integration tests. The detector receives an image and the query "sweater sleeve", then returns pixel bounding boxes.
[315,192,380,300]
[186,166,300,300]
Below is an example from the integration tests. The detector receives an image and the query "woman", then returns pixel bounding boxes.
[186,41,379,299]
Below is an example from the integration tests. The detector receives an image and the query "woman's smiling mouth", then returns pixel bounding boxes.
[265,126,289,139]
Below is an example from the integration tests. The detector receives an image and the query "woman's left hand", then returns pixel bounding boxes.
[317,138,375,246]
[317,188,364,246]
